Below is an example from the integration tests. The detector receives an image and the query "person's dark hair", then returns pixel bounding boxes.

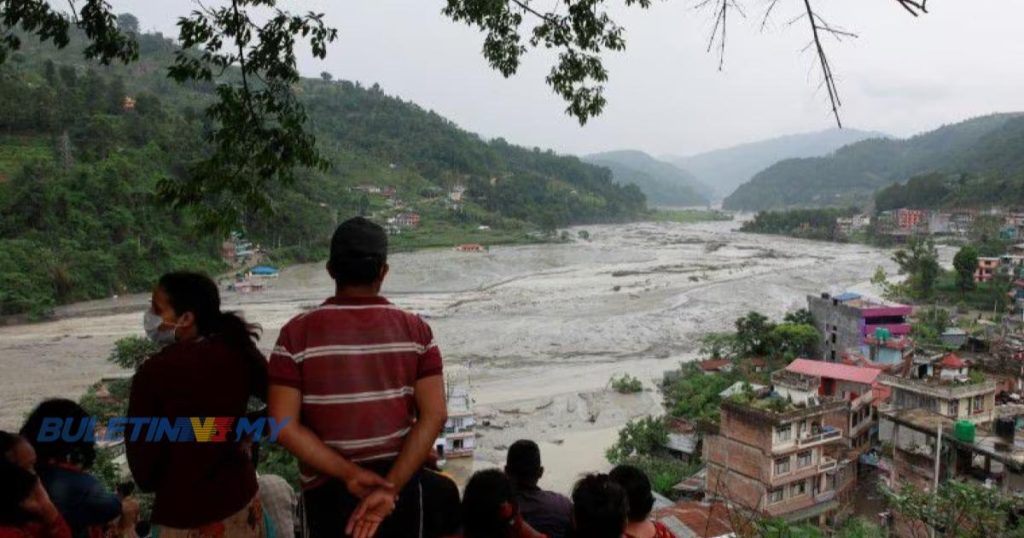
[0,459,38,526]
[0,430,22,456]
[505,439,542,485]
[572,473,628,538]
[19,399,96,470]
[158,272,268,400]
[328,217,388,287]
[462,469,517,538]
[609,465,655,522]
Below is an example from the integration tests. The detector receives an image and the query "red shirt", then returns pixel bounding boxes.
[268,295,443,487]
[0,515,72,538]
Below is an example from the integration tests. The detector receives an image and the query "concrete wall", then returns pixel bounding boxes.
[808,295,864,362]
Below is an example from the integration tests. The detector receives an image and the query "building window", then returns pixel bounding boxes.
[973,395,985,414]
[775,457,790,476]
[769,488,784,504]
[797,451,812,468]
[948,399,959,417]
[776,424,792,443]
[792,480,807,497]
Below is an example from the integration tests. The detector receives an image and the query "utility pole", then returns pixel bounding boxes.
[930,420,942,538]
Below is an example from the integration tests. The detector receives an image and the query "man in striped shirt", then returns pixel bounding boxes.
[268,217,447,538]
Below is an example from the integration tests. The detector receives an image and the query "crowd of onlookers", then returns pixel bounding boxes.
[0,217,681,538]
[2,421,676,538]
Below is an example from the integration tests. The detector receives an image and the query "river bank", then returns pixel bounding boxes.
[0,219,899,492]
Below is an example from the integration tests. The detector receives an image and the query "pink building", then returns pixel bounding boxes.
[975,257,1001,283]
[897,209,926,230]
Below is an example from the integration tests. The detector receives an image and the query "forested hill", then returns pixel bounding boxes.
[722,114,1024,211]
[669,128,885,199]
[583,150,710,207]
[0,29,645,317]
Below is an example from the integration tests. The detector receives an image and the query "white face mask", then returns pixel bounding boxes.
[143,309,179,346]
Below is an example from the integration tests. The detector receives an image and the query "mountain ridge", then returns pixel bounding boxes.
[583,149,711,207]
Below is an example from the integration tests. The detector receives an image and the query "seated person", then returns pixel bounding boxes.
[20,400,123,538]
[609,465,677,538]
[571,474,628,538]
[0,458,72,538]
[460,469,546,538]
[505,441,572,538]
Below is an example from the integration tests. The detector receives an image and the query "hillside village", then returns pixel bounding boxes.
[637,286,1024,536]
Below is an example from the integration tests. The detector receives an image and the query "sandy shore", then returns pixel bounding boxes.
[0,220,900,493]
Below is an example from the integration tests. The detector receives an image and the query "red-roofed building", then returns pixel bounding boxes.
[784,359,880,455]
[654,501,735,538]
[937,352,969,381]
[698,359,733,374]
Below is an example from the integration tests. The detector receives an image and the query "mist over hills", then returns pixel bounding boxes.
[668,128,887,200]
[722,113,1024,211]
[584,150,712,207]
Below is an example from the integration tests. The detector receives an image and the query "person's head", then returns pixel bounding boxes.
[0,459,39,526]
[609,465,656,523]
[19,399,96,470]
[147,272,267,398]
[505,439,543,487]
[0,431,36,472]
[327,217,389,293]
[462,469,519,538]
[571,473,628,538]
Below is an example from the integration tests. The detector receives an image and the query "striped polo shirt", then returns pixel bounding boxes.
[268,295,443,488]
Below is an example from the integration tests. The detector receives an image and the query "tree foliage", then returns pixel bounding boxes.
[885,481,1024,538]
[893,237,941,300]
[605,415,668,463]
[740,208,857,241]
[953,245,979,293]
[159,0,338,230]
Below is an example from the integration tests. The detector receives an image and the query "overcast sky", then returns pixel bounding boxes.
[108,0,1024,158]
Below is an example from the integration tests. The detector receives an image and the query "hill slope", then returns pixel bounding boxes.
[0,30,646,316]
[722,114,1024,211]
[584,150,710,207]
[670,128,886,199]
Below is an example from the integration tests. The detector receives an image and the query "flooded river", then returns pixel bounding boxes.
[0,220,901,492]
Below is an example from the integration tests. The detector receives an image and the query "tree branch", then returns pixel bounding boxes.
[802,0,842,127]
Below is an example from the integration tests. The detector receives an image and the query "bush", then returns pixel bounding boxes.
[616,455,699,496]
[108,336,161,371]
[611,374,643,394]
[606,416,669,463]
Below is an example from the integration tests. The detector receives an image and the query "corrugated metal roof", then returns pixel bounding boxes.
[785,358,882,385]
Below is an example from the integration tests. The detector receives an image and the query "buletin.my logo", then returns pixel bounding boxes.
[35,417,289,443]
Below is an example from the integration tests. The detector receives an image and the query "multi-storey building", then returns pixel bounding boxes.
[807,292,912,363]
[704,371,857,526]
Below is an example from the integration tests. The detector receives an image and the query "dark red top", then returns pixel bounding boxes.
[268,295,443,488]
[0,515,72,538]
[126,335,260,528]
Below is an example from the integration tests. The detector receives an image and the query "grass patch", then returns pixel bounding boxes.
[931,270,1012,312]
[389,221,545,252]
[0,135,52,180]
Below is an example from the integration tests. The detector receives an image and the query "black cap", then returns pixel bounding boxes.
[506,440,542,479]
[330,217,388,262]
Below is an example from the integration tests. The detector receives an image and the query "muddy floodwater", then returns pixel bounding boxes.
[0,220,901,492]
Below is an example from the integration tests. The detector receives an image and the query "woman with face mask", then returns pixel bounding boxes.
[126,272,269,538]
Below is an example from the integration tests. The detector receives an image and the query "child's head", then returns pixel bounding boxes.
[572,473,628,538]
[0,431,36,471]
[462,469,518,538]
[0,458,40,526]
[20,398,96,470]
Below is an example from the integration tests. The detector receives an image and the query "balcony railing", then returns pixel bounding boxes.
[818,457,838,472]
[796,429,842,448]
[815,490,836,503]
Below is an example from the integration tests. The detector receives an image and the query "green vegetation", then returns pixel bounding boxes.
[583,150,711,207]
[723,113,1024,211]
[911,307,952,347]
[892,238,941,300]
[884,481,1024,537]
[954,246,980,294]
[0,28,648,317]
[663,363,741,422]
[605,416,699,496]
[740,208,857,241]
[610,374,644,394]
[647,208,733,223]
